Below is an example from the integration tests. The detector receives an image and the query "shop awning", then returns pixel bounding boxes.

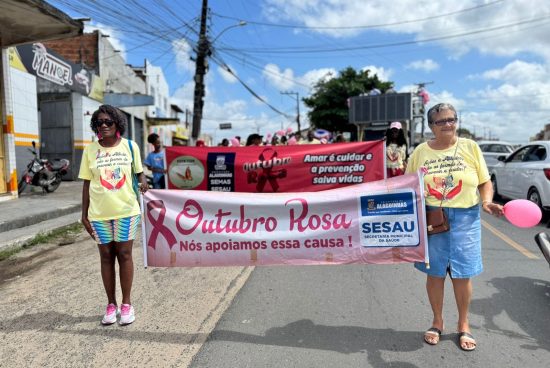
[0,0,83,47]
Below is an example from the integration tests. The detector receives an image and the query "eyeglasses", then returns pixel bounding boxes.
[431,118,457,126]
[94,119,115,127]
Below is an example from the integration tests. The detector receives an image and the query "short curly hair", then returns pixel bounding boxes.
[147,133,159,144]
[90,105,127,136]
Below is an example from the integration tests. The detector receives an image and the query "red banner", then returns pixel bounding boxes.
[165,141,385,192]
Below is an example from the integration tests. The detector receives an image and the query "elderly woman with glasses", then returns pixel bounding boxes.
[79,105,148,326]
[405,102,503,351]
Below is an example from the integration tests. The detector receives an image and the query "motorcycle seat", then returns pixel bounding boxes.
[51,159,69,171]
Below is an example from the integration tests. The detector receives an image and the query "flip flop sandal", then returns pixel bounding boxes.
[458,332,477,351]
[424,327,442,345]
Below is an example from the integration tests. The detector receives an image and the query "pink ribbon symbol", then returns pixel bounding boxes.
[256,149,286,193]
[147,200,177,249]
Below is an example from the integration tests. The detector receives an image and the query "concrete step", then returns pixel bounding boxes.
[0,212,81,252]
[0,203,81,233]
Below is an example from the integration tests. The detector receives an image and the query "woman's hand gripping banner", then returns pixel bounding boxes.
[142,171,428,267]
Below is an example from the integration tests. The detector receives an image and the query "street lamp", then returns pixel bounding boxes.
[191,19,247,142]
[211,21,247,45]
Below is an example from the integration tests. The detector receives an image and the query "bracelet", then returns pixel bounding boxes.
[482,200,492,205]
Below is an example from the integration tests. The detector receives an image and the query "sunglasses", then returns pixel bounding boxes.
[94,119,115,127]
[431,118,457,126]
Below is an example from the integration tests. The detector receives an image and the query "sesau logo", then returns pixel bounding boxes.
[358,190,420,247]
[31,43,73,87]
[360,192,414,216]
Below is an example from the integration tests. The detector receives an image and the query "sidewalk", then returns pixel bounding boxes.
[0,183,252,367]
[0,181,82,251]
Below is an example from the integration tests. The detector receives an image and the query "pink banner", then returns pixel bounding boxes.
[142,172,428,267]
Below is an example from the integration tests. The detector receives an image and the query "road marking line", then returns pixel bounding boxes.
[482,219,539,259]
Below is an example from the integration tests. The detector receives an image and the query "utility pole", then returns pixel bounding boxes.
[191,0,209,141]
[185,108,191,129]
[281,91,300,133]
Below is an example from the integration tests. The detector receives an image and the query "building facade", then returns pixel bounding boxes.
[0,0,82,200]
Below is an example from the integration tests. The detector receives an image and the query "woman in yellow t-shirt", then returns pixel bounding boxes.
[79,105,148,326]
[406,103,503,351]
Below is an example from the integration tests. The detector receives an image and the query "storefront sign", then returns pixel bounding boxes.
[9,43,103,101]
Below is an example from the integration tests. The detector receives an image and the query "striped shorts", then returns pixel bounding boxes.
[90,215,141,245]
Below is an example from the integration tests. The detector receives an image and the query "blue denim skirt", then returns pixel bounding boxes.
[415,205,482,278]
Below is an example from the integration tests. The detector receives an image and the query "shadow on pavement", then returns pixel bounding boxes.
[1,311,210,345]
[470,276,550,352]
[211,319,423,367]
[0,248,61,284]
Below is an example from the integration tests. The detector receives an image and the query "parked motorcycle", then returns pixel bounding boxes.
[18,141,70,194]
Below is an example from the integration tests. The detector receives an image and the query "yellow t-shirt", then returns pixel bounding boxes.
[405,138,490,208]
[79,138,143,221]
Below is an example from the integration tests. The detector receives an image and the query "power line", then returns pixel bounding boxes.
[210,55,292,119]
[211,0,504,30]
[218,14,550,54]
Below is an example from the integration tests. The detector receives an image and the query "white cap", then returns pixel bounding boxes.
[390,121,402,130]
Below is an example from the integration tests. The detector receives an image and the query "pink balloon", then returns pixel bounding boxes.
[266,133,273,139]
[276,129,285,136]
[286,127,293,133]
[230,138,240,147]
[503,199,542,228]
[288,136,297,145]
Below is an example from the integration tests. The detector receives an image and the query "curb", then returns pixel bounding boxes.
[0,212,81,253]
[0,204,81,233]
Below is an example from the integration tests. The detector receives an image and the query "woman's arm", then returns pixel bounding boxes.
[81,180,95,239]
[137,172,148,193]
[478,180,504,216]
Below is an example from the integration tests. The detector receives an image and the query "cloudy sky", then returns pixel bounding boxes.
[50,0,550,144]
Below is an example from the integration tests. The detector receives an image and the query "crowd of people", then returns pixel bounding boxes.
[80,103,505,353]
[213,130,347,147]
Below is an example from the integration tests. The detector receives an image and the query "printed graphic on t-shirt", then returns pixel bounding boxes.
[422,156,465,201]
[95,149,130,191]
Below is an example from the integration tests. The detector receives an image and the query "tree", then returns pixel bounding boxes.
[303,67,394,133]
[457,127,476,139]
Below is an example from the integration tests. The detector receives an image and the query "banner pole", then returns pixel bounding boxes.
[418,169,430,269]
[140,193,148,269]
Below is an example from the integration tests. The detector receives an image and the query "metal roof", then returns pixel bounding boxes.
[0,0,82,47]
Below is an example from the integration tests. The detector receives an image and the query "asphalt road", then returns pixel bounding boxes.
[2,205,548,367]
[190,211,550,368]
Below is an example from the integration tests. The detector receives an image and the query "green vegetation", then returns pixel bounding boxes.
[0,222,82,261]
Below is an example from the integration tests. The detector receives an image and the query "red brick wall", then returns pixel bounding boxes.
[43,32,99,71]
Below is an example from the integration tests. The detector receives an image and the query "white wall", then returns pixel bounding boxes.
[72,93,101,149]
[10,68,39,145]
[145,59,169,118]
[97,31,147,143]
[9,66,40,182]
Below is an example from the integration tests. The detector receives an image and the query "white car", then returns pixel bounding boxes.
[477,141,515,168]
[490,141,550,211]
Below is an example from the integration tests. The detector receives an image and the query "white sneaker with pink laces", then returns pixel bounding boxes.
[119,304,135,325]
[101,303,118,325]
